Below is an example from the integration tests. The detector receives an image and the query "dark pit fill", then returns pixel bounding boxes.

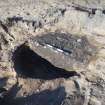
[12,44,78,79]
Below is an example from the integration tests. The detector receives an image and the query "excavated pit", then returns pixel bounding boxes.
[12,44,78,79]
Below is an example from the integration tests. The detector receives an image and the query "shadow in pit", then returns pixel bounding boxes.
[12,44,79,80]
[1,82,66,105]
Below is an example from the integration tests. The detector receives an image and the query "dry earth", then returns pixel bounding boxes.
[0,0,105,105]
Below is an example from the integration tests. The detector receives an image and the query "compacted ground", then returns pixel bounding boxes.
[0,0,105,105]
